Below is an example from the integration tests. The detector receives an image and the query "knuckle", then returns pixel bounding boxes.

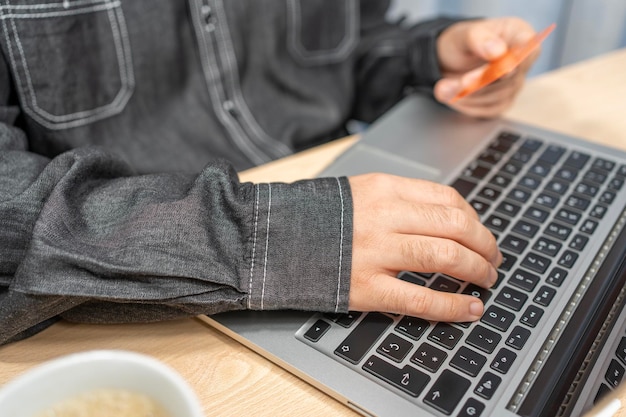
[445,207,473,235]
[408,290,432,316]
[439,184,464,206]
[378,285,407,315]
[399,239,432,271]
[435,240,463,268]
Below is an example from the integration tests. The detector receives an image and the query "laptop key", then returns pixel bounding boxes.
[474,371,502,400]
[592,158,616,172]
[520,305,544,328]
[498,252,517,272]
[451,178,477,199]
[481,305,516,332]
[605,359,625,388]
[538,145,566,164]
[501,234,528,255]
[411,342,448,372]
[395,316,429,340]
[431,276,461,293]
[509,269,540,292]
[594,383,612,405]
[334,312,393,364]
[424,370,471,415]
[398,271,426,286]
[457,398,486,417]
[467,325,501,354]
[558,250,579,268]
[609,177,624,191]
[362,355,430,397]
[496,201,522,217]
[450,346,486,377]
[428,323,464,350]
[533,236,561,257]
[376,333,413,362]
[563,151,590,169]
[598,191,616,205]
[506,325,531,350]
[304,319,331,342]
[535,192,560,209]
[494,286,528,311]
[580,219,599,234]
[490,348,517,374]
[462,284,492,304]
[545,222,572,241]
[512,220,539,238]
[534,286,557,307]
[547,267,568,287]
[521,252,551,274]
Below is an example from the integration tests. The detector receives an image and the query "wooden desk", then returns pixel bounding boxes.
[2,49,626,417]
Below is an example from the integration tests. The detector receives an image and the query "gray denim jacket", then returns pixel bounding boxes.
[0,0,456,344]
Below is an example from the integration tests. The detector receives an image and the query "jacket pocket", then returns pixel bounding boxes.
[285,0,359,66]
[0,0,134,129]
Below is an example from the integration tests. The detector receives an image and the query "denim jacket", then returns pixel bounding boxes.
[0,0,457,344]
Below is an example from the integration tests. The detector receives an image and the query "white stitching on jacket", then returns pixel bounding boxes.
[1,0,134,129]
[260,183,272,310]
[247,184,260,309]
[212,0,292,158]
[335,178,345,312]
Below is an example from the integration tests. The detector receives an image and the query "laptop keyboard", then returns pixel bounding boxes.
[296,130,626,416]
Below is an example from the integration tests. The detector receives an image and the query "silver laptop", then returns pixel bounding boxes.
[199,94,626,417]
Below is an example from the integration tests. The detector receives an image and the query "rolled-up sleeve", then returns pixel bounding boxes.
[0,136,353,344]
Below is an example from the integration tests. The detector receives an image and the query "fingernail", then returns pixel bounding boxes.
[489,268,499,287]
[469,301,484,318]
[438,79,460,101]
[485,39,506,58]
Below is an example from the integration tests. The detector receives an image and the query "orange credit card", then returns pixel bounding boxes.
[450,23,556,103]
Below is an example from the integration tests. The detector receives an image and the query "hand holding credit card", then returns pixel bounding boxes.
[450,23,556,103]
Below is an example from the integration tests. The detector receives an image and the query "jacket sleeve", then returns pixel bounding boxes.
[0,76,352,346]
[352,0,463,122]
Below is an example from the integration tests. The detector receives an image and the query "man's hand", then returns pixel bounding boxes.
[434,17,538,118]
[348,173,502,323]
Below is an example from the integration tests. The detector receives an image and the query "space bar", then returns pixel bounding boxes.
[334,313,393,364]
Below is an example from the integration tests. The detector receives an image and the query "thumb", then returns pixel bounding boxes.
[434,68,483,103]
[467,25,508,61]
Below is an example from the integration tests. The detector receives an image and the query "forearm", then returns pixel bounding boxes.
[0,132,353,344]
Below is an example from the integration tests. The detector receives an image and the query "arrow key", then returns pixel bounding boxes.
[424,370,471,415]
[303,319,331,342]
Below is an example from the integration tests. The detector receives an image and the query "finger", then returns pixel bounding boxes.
[350,274,484,322]
[466,18,537,61]
[434,68,483,103]
[355,174,479,219]
[384,235,499,288]
[380,201,500,266]
[466,24,508,61]
[446,74,525,117]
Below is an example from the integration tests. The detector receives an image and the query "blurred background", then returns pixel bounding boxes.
[387,0,626,76]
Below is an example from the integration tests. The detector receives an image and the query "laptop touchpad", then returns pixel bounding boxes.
[320,143,442,182]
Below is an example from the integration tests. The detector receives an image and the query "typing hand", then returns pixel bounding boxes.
[433,17,538,118]
[348,173,502,322]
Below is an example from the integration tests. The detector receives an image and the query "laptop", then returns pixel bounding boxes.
[198,93,626,417]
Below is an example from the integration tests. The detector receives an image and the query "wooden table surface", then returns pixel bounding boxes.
[2,49,626,417]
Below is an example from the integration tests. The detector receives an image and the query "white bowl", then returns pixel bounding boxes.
[0,350,204,417]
